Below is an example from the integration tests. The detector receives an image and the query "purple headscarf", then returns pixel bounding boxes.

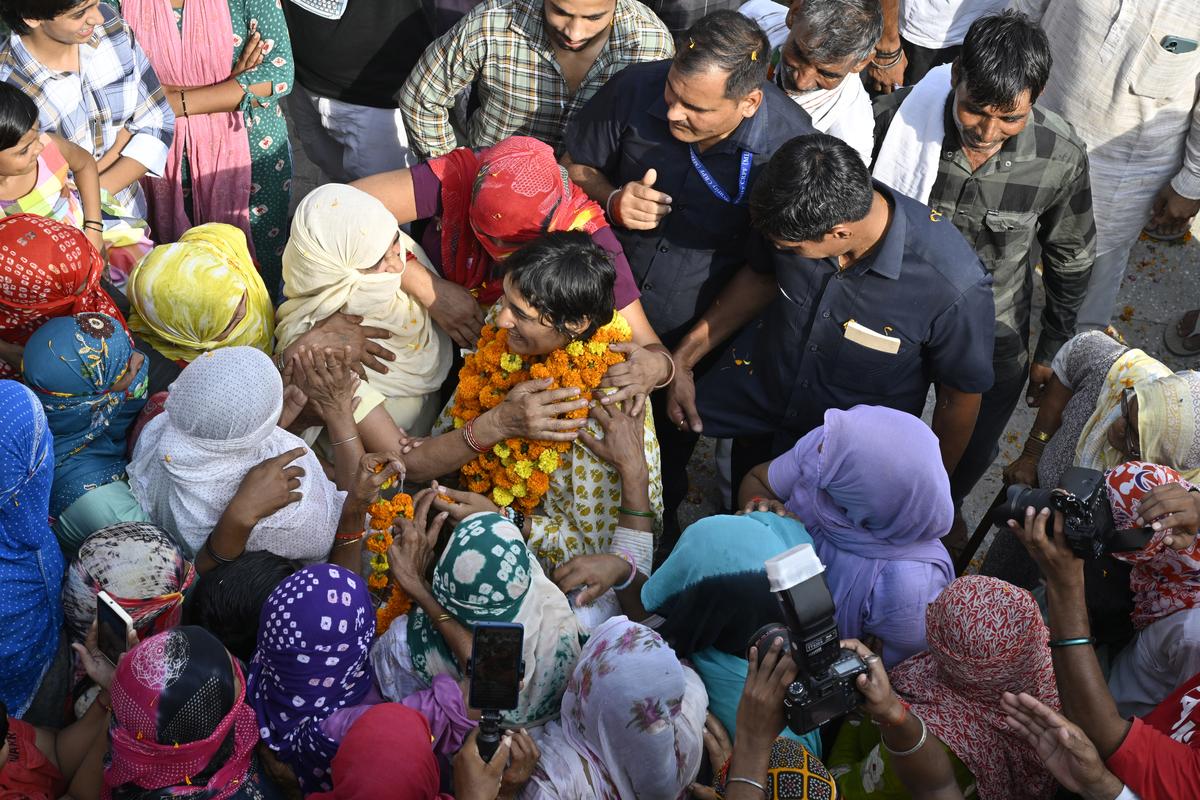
[768,406,954,648]
[247,564,375,794]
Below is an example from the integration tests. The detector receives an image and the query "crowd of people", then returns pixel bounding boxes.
[0,0,1198,796]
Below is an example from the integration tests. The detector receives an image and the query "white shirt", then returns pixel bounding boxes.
[901,0,1009,49]
[1011,0,1200,254]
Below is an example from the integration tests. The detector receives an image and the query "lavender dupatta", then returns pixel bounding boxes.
[767,405,954,644]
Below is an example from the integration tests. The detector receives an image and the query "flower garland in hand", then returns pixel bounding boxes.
[451,312,632,513]
[366,492,414,635]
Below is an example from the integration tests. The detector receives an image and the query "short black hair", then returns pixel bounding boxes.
[956,11,1052,111]
[790,0,883,64]
[749,133,874,242]
[0,84,38,150]
[183,551,298,664]
[504,231,616,341]
[0,0,91,36]
[674,10,770,99]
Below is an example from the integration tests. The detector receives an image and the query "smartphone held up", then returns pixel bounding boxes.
[467,621,525,763]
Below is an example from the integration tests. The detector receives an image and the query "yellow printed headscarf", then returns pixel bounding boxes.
[1075,347,1171,472]
[127,223,273,363]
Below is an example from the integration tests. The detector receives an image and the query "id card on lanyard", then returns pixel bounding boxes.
[688,147,753,205]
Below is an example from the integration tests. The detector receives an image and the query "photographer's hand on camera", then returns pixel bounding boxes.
[1009,506,1085,590]
[840,638,967,800]
[1136,482,1200,550]
[1012,503,1133,767]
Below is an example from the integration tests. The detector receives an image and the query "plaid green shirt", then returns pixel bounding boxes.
[874,92,1096,379]
[400,0,673,158]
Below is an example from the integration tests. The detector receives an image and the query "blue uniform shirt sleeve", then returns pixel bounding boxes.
[926,265,996,394]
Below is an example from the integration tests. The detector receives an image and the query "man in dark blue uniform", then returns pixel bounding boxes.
[668,133,995,507]
[562,10,814,537]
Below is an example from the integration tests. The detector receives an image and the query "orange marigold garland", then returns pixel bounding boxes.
[451,312,633,513]
[366,492,415,635]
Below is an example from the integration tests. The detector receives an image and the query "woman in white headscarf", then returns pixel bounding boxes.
[127,346,346,563]
[275,184,452,440]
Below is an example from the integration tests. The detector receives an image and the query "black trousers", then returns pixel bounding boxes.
[901,38,962,85]
[948,366,1028,509]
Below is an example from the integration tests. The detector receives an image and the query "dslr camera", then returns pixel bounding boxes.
[748,543,868,735]
[994,466,1153,560]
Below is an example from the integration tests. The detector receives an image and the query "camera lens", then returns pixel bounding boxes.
[992,484,1057,527]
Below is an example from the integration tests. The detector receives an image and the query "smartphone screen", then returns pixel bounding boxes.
[97,594,131,665]
[468,622,524,711]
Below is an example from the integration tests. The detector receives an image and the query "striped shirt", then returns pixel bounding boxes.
[874,92,1095,378]
[0,3,174,218]
[399,0,673,158]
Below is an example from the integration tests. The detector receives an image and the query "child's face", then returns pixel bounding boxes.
[0,128,43,177]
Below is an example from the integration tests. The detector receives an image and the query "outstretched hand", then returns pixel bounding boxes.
[1000,691,1125,799]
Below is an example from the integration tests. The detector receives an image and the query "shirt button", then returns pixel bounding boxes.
[835,273,845,280]
[821,310,831,318]
[808,344,818,352]
[643,283,655,291]
[800,380,810,388]
[658,245,669,253]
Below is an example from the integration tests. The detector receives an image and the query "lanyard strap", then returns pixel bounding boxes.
[688,147,753,205]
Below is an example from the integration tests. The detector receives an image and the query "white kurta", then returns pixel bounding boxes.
[1011,0,1200,255]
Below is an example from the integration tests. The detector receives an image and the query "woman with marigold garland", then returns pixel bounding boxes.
[395,232,663,573]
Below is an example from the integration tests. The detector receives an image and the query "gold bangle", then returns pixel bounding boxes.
[435,613,452,624]
[1029,429,1052,443]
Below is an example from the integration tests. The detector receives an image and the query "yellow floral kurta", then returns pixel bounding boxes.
[434,401,664,571]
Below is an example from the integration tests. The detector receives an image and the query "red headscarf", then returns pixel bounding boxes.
[1106,460,1200,629]
[308,704,453,800]
[104,627,259,800]
[428,136,608,305]
[889,576,1061,800]
[0,214,125,376]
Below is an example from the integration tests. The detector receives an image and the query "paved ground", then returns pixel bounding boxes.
[286,113,1200,566]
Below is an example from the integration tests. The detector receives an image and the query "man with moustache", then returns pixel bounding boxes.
[562,10,813,543]
[871,11,1095,526]
[399,0,673,158]
[0,0,174,218]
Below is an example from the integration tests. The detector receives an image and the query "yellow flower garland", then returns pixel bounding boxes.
[366,492,414,635]
[450,312,633,513]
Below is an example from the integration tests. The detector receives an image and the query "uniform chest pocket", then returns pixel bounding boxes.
[1130,31,1200,101]
[976,209,1038,269]
[829,332,915,395]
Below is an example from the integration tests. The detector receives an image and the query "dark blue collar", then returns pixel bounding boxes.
[853,182,906,281]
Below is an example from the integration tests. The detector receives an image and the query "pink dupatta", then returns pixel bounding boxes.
[123,0,254,254]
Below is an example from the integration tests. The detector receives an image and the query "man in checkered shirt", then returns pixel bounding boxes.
[871,10,1095,520]
[399,0,674,159]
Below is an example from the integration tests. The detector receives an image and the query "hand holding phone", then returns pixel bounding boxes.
[467,622,524,763]
[97,591,134,665]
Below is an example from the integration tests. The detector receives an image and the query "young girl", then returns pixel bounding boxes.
[0,84,153,288]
